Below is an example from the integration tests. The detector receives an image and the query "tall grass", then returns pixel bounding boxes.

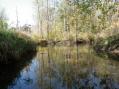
[0,29,37,63]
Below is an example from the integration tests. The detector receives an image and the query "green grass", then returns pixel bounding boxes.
[0,30,37,63]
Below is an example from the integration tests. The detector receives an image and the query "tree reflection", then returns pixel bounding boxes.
[36,45,119,89]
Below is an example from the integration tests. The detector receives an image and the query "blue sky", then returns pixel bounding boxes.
[0,0,35,27]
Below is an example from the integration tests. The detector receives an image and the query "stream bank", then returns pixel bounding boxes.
[94,34,119,55]
[0,30,37,64]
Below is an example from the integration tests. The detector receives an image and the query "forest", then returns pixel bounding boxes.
[33,0,119,53]
[0,0,119,89]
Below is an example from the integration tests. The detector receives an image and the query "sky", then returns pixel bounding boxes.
[0,0,35,27]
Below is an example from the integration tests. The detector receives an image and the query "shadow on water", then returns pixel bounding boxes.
[0,51,37,89]
[95,51,119,62]
[1,45,119,89]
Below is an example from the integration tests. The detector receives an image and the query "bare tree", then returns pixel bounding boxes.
[16,7,19,30]
[0,9,8,30]
[34,0,44,38]
[47,0,49,40]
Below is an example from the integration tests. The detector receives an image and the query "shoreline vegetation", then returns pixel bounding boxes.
[32,0,119,56]
[0,28,118,65]
[94,34,119,55]
[35,32,119,55]
[0,0,119,64]
[0,30,37,64]
[0,0,119,88]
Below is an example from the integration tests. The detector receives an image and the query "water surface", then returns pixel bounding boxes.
[5,45,119,89]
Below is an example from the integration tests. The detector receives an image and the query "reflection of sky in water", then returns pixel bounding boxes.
[7,59,67,89]
[7,46,119,89]
[8,59,40,89]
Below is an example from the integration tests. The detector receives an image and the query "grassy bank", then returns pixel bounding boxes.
[94,34,119,54]
[0,30,37,64]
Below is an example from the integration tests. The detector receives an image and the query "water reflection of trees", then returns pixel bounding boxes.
[37,45,119,89]
[0,52,36,89]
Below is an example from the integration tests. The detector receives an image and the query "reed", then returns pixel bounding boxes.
[0,29,37,64]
